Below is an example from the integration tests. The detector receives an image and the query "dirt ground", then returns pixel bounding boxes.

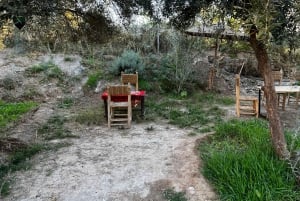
[0,49,299,201]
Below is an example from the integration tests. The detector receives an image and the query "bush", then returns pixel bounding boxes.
[109,50,145,75]
[157,32,204,94]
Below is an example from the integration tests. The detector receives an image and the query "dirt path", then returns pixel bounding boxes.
[3,122,217,201]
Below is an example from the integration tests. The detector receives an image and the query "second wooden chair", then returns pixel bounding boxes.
[235,74,259,118]
[121,72,138,91]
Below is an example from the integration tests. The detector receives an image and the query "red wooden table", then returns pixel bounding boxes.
[101,90,146,117]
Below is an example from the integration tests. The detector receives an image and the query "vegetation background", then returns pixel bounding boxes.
[0,0,300,200]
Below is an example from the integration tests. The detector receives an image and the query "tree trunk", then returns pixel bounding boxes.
[249,26,289,159]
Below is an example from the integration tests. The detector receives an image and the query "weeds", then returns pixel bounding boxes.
[0,142,70,197]
[0,144,44,196]
[146,92,232,129]
[25,61,64,81]
[75,106,104,125]
[199,119,300,201]
[37,115,77,140]
[163,188,187,201]
[84,71,102,90]
[58,97,75,109]
[0,100,37,131]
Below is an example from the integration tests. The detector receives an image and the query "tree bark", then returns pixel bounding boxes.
[249,26,289,159]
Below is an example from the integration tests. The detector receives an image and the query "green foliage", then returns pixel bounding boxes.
[163,188,187,201]
[81,56,103,70]
[25,61,64,80]
[199,119,300,201]
[0,100,37,130]
[158,32,204,94]
[85,71,102,89]
[57,97,75,109]
[146,92,232,129]
[109,50,145,75]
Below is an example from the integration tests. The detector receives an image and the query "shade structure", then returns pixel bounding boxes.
[185,25,249,41]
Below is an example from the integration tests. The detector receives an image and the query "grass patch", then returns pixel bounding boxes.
[199,119,300,201]
[75,106,104,125]
[85,72,102,89]
[163,188,187,201]
[146,92,232,128]
[0,144,44,196]
[0,100,37,131]
[25,61,64,81]
[57,97,75,109]
[37,115,77,140]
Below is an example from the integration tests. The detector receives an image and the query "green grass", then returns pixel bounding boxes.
[37,115,78,140]
[84,71,103,90]
[0,100,38,130]
[57,97,75,109]
[163,188,187,201]
[145,92,233,129]
[25,61,64,80]
[75,106,104,125]
[199,119,300,201]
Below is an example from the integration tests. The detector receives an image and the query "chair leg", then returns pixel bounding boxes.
[254,99,258,118]
[236,104,240,117]
[107,107,111,128]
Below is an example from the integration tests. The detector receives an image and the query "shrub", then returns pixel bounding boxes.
[157,32,203,94]
[109,50,145,75]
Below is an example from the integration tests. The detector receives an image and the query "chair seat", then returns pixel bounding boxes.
[240,96,258,101]
[110,102,131,107]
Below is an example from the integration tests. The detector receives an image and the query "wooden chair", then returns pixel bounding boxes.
[287,69,300,106]
[270,69,286,108]
[121,72,141,107]
[121,72,138,91]
[107,85,132,128]
[235,74,259,118]
[272,69,283,85]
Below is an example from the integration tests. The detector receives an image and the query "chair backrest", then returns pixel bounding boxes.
[291,69,300,81]
[121,72,138,91]
[272,69,283,85]
[107,85,131,96]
